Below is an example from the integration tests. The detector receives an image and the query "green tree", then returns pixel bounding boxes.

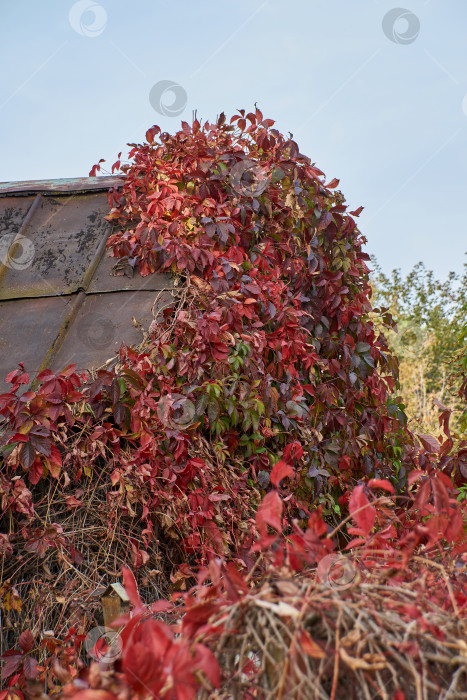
[371,259,467,435]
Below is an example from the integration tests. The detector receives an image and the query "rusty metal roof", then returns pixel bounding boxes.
[0,177,172,393]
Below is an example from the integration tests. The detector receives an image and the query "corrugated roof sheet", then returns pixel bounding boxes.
[0,177,172,393]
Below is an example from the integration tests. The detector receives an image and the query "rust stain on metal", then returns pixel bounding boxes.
[0,178,173,393]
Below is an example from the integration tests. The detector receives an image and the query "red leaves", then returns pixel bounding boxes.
[1,651,23,681]
[270,460,294,487]
[167,643,220,700]
[368,478,395,494]
[122,567,144,609]
[118,575,219,699]
[256,490,283,536]
[122,625,169,695]
[282,441,303,463]
[89,159,105,177]
[348,485,375,536]
[5,364,30,386]
[120,615,220,700]
[211,341,229,362]
[146,125,161,144]
[1,631,37,684]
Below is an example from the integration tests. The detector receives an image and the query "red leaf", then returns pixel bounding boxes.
[445,508,464,542]
[270,460,294,487]
[60,363,77,377]
[122,567,143,609]
[18,630,33,653]
[49,445,62,467]
[1,653,22,680]
[414,479,431,510]
[417,433,440,454]
[408,469,424,486]
[19,391,35,402]
[5,368,29,385]
[325,178,339,189]
[256,491,283,535]
[367,479,395,494]
[22,655,38,679]
[182,602,220,638]
[65,495,83,508]
[300,629,326,658]
[317,211,333,230]
[28,458,43,485]
[191,643,220,689]
[89,159,105,177]
[348,485,375,536]
[123,619,173,694]
[21,443,36,470]
[349,206,364,216]
[211,342,229,362]
[282,441,304,462]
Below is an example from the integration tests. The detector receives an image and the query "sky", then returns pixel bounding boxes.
[1,0,466,279]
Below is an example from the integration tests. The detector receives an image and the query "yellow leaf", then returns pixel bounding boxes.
[4,589,22,613]
[18,420,33,434]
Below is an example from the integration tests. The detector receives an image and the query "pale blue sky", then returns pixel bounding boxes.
[1,0,466,278]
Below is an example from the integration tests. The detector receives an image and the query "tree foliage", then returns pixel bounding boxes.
[371,260,467,434]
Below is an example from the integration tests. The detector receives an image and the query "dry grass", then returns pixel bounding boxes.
[198,563,467,700]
